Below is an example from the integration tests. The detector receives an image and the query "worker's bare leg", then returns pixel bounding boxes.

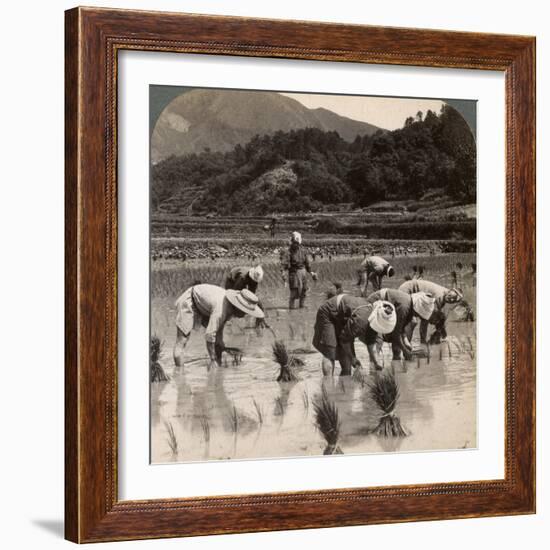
[289,287,298,310]
[321,356,335,377]
[299,289,307,308]
[360,270,368,297]
[173,327,190,367]
[404,318,417,343]
[336,343,354,376]
[391,340,403,361]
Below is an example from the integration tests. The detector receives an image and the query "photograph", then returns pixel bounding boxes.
[149,86,478,463]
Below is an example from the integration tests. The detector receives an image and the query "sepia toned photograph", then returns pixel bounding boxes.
[149,85,477,463]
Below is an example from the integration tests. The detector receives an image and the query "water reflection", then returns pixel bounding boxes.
[151,268,477,463]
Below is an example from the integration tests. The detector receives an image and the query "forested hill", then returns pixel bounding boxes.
[152,105,476,216]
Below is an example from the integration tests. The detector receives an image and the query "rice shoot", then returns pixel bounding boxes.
[252,398,264,426]
[199,413,210,444]
[224,346,244,366]
[302,389,310,414]
[227,403,239,434]
[164,421,178,456]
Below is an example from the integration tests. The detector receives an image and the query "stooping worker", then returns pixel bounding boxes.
[398,279,464,344]
[281,231,318,309]
[225,265,266,328]
[312,294,397,376]
[224,265,264,294]
[173,284,264,370]
[358,255,395,296]
[365,288,435,360]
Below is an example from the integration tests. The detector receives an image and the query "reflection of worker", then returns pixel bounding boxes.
[398,280,463,343]
[358,255,395,296]
[313,294,396,375]
[366,288,435,360]
[282,232,317,309]
[173,284,264,370]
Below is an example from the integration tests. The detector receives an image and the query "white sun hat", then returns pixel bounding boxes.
[248,265,264,284]
[226,289,264,318]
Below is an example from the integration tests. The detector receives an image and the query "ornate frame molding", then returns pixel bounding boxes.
[65,7,535,543]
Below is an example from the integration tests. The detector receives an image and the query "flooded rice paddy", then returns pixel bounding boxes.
[151,254,476,463]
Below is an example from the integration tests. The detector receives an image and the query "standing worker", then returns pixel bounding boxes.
[173,284,264,369]
[281,231,318,309]
[359,255,395,296]
[269,217,277,238]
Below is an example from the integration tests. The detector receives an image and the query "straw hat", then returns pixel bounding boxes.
[248,265,264,284]
[226,289,264,318]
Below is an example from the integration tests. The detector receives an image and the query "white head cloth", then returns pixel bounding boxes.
[368,300,397,334]
[412,291,436,320]
[248,265,264,283]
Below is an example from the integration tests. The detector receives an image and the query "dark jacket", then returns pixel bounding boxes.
[366,288,413,338]
[284,244,312,273]
[313,294,378,350]
[224,267,258,294]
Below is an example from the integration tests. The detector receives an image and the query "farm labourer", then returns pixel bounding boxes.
[313,294,397,376]
[398,280,464,344]
[269,217,277,238]
[282,231,318,309]
[173,284,264,370]
[224,265,264,294]
[366,288,435,360]
[358,255,395,296]
[225,265,266,327]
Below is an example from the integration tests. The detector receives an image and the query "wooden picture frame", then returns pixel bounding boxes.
[65,6,536,543]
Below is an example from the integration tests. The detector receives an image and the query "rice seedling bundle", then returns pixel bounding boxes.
[313,386,343,455]
[273,340,301,382]
[369,372,407,437]
[151,336,169,382]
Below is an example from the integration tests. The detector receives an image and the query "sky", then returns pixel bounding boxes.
[281,92,445,131]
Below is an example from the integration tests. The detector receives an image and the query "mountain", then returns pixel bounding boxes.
[151,89,382,163]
